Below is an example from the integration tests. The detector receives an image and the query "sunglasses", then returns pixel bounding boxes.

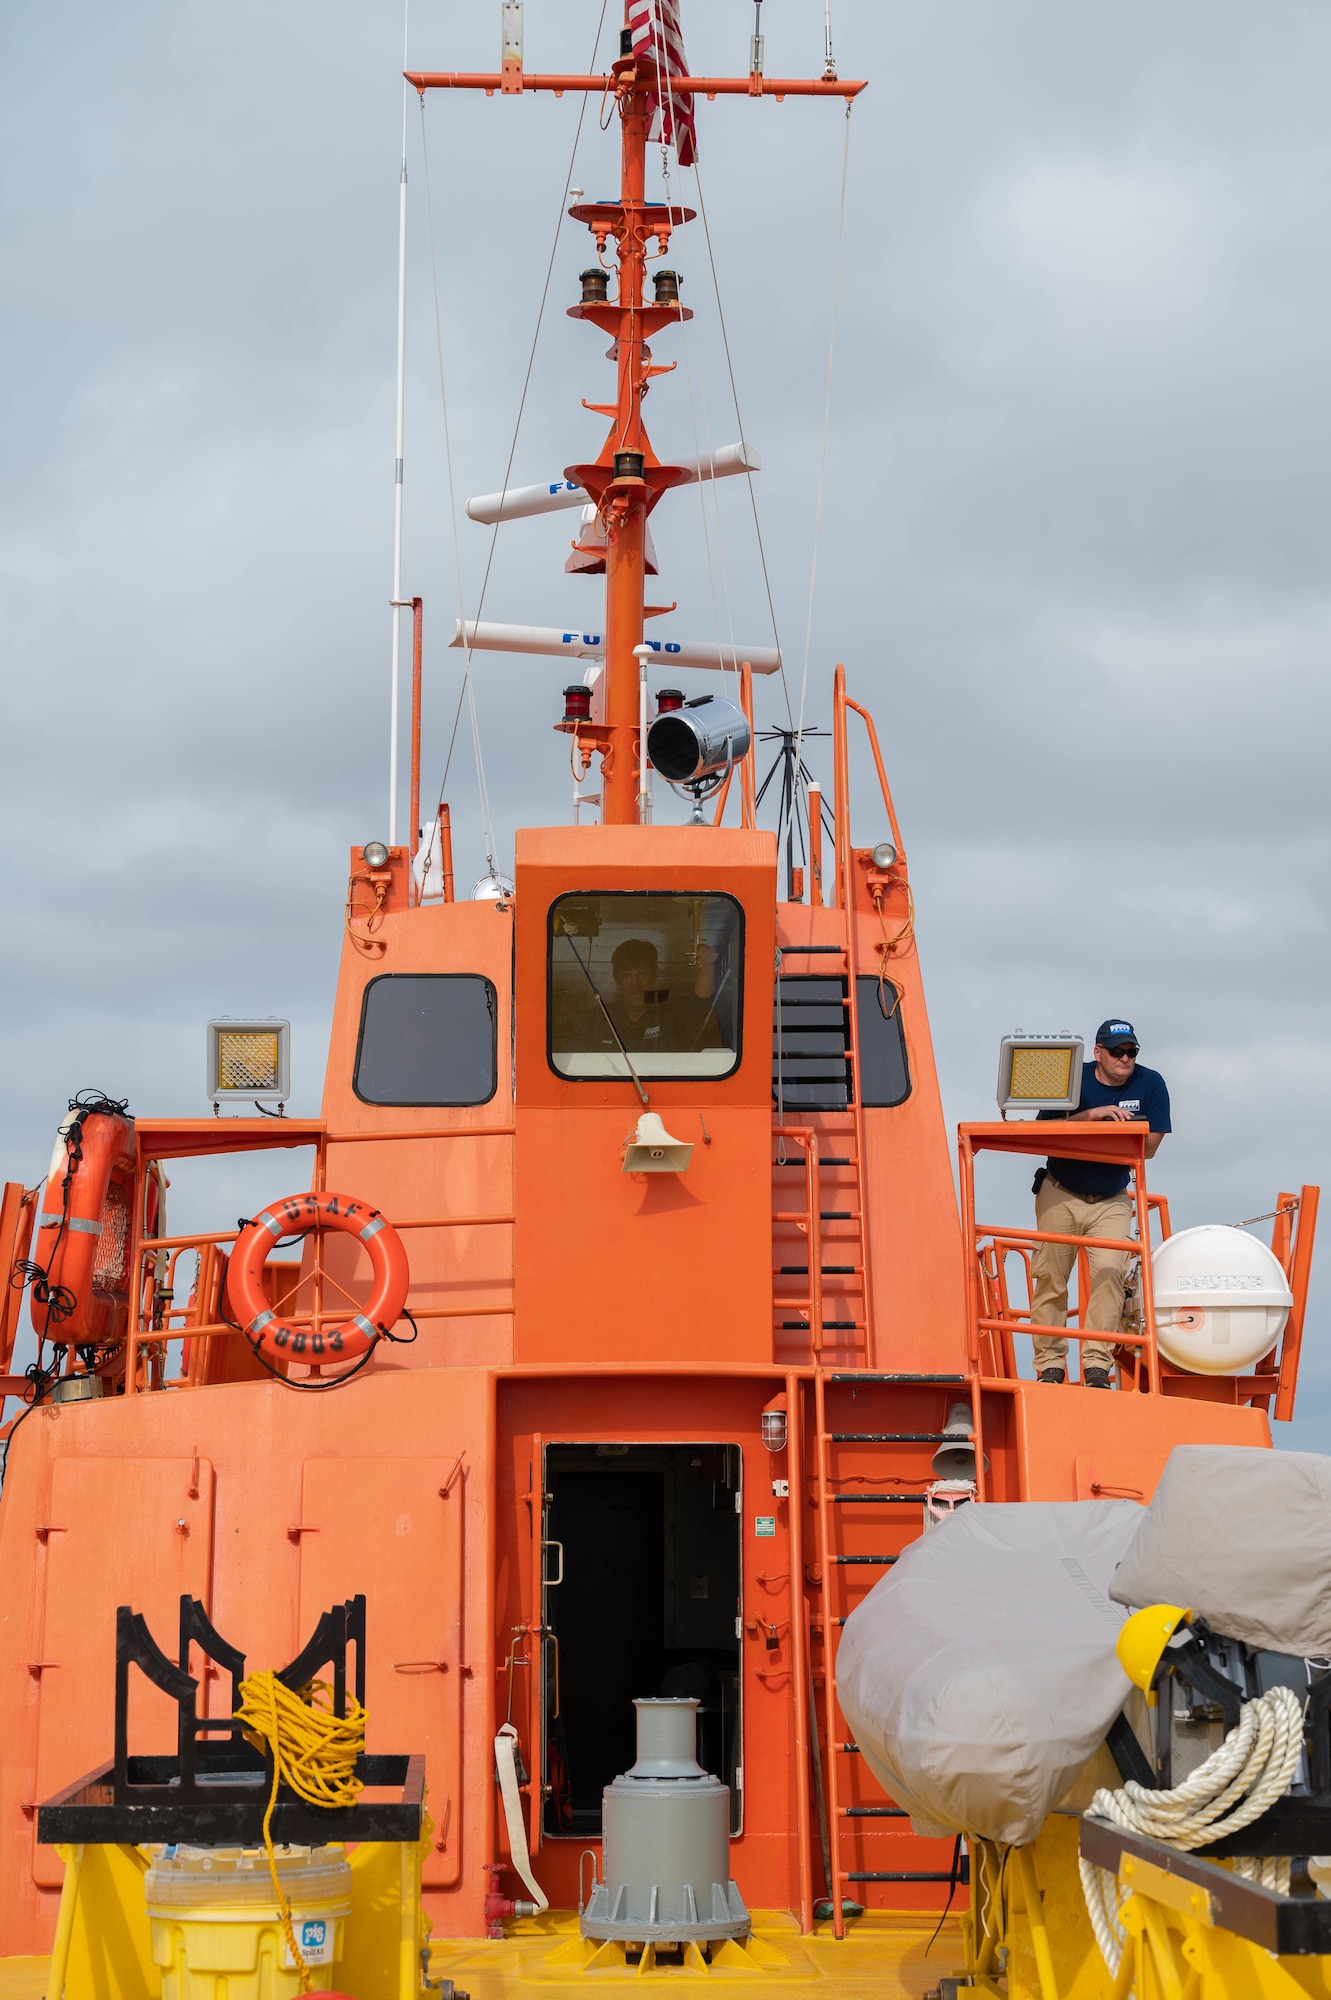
[1105,1044,1139,1059]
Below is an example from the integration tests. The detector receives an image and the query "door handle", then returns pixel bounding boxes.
[542,1539,564,1586]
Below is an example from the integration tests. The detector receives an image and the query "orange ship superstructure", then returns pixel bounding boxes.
[0,16,1320,1997]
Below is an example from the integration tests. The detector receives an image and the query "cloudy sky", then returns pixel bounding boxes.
[3,2,1327,1441]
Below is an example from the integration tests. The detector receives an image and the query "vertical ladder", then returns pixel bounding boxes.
[773,941,875,1364]
[810,1371,972,1936]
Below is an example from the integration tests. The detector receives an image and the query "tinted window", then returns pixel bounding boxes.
[549,893,744,1080]
[773,974,910,1109]
[856,976,911,1107]
[354,974,497,1106]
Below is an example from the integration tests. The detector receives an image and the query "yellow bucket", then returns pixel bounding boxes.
[144,1843,352,2000]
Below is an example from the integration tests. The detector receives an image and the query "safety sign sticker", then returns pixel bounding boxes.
[754,1515,776,1538]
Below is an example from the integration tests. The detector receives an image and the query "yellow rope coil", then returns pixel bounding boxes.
[233,1671,366,1992]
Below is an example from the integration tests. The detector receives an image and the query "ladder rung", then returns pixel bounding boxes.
[833,1554,897,1565]
[828,1372,967,1384]
[841,1742,860,1752]
[842,1807,908,1818]
[830,1433,952,1443]
[777,945,847,954]
[820,1211,853,1220]
[780,1265,858,1275]
[781,1320,863,1331]
[830,1493,927,1503]
[772,1157,853,1167]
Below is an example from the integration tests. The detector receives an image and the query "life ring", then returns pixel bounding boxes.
[229,1192,409,1362]
[31,1103,137,1344]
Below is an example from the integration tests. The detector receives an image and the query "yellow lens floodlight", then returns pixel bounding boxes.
[1116,1603,1192,1691]
[207,1017,291,1107]
[997,1033,1084,1113]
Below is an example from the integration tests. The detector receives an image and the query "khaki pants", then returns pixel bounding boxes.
[1029,1176,1134,1376]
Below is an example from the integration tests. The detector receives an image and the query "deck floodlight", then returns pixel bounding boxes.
[997,1032,1084,1114]
[871,839,897,870]
[207,1017,290,1108]
[761,1393,788,1453]
[362,841,390,869]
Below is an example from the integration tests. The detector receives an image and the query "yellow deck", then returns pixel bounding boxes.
[0,1908,965,2000]
[427,1910,964,2000]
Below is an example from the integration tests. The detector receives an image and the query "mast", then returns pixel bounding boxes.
[564,46,689,826]
[600,82,650,826]
[408,40,864,827]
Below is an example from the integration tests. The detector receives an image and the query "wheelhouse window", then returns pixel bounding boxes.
[549,893,744,1080]
[773,974,911,1110]
[354,974,498,1106]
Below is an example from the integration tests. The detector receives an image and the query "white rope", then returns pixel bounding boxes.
[1079,1684,1304,1986]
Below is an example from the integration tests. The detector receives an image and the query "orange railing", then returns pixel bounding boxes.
[101,1119,517,1397]
[959,1121,1164,1395]
[960,1124,1319,1421]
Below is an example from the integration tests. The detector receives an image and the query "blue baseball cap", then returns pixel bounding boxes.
[1095,1019,1138,1050]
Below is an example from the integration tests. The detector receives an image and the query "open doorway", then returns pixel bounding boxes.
[540,1443,742,1839]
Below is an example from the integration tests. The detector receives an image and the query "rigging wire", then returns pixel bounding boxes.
[689,160,791,731]
[387,0,411,847]
[641,1,741,702]
[418,102,498,875]
[421,0,610,863]
[794,97,854,823]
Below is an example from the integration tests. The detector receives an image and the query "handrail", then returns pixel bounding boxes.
[842,691,905,867]
[830,668,877,1356]
[1275,1184,1320,1423]
[960,1123,1162,1393]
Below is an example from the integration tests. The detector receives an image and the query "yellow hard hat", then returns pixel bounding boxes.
[1116,1603,1192,1691]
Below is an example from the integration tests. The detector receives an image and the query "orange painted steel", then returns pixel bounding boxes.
[1274,1184,1319,1421]
[407,71,867,101]
[408,594,424,878]
[1,42,1324,1973]
[785,1368,813,1935]
[0,1184,36,1375]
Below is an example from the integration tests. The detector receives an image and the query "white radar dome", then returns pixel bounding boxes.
[1151,1224,1292,1375]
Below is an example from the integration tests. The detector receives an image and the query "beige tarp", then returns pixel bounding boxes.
[1110,1444,1331,1655]
[837,1500,1143,1846]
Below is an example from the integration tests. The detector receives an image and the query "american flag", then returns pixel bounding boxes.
[627,0,697,167]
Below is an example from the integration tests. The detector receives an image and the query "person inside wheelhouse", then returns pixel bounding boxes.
[550,894,743,1078]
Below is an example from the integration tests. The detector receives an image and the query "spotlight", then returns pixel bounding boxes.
[647,694,751,787]
[871,839,897,870]
[362,841,390,869]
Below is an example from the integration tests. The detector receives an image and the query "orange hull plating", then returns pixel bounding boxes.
[0,26,1318,1971]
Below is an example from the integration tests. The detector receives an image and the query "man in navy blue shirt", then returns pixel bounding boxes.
[1030,1019,1171,1388]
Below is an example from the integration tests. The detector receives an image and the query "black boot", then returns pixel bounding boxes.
[1037,1367,1066,1384]
[1083,1366,1113,1389]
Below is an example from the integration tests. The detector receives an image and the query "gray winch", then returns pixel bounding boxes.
[580,1698,750,1946]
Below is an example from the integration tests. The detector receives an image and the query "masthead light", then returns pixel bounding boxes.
[580,268,609,305]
